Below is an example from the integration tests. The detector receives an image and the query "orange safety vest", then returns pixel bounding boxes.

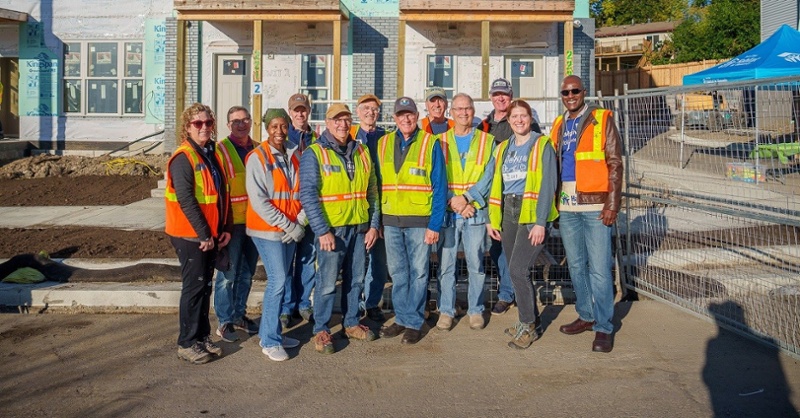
[165,142,228,239]
[552,109,611,194]
[244,144,302,233]
[216,136,253,225]
[421,117,455,135]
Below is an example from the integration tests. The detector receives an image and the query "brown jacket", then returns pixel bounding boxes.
[551,104,623,212]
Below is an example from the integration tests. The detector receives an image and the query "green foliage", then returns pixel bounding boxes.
[670,0,760,63]
[591,0,685,27]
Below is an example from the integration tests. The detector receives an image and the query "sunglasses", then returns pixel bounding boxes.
[190,120,214,129]
[561,88,584,97]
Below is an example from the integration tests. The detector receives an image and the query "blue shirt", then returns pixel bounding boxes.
[561,116,581,181]
[288,124,315,153]
[501,136,536,195]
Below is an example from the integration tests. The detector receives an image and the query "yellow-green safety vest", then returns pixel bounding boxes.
[488,136,558,230]
[442,128,494,210]
[308,142,372,227]
[215,136,253,225]
[378,130,436,217]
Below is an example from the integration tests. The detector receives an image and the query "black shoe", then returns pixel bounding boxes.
[401,328,422,345]
[233,316,259,335]
[379,323,406,338]
[491,300,513,316]
[366,307,386,322]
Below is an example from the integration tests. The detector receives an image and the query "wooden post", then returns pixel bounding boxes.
[481,21,490,100]
[564,20,573,77]
[176,20,187,143]
[252,20,263,142]
[397,19,406,98]
[333,19,341,100]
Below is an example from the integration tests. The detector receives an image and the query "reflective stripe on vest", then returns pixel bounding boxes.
[309,143,371,227]
[378,130,435,216]
[216,137,251,224]
[488,136,558,231]
[244,145,301,232]
[553,109,611,194]
[164,143,224,238]
[442,129,493,204]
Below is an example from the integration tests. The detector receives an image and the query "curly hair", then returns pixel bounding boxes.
[180,102,217,143]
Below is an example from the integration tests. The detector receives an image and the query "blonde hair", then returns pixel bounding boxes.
[180,102,217,143]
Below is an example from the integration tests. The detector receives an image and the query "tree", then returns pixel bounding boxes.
[591,0,685,27]
[669,0,760,63]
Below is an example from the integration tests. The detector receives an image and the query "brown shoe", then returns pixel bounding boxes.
[345,324,376,341]
[401,328,422,345]
[314,331,335,354]
[559,318,595,335]
[379,322,406,338]
[592,332,613,353]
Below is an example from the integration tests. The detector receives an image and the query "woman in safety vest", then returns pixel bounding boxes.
[165,103,233,364]
[485,100,558,350]
[245,108,306,362]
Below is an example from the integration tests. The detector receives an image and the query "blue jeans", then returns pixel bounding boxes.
[313,226,367,334]
[214,225,258,325]
[489,236,515,303]
[559,211,615,334]
[283,225,316,315]
[252,237,296,348]
[363,236,388,310]
[436,219,486,317]
[384,226,431,331]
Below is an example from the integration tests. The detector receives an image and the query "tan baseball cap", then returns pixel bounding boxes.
[325,103,352,119]
[357,94,382,107]
[288,93,311,111]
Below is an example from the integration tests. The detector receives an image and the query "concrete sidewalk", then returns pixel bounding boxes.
[0,197,166,230]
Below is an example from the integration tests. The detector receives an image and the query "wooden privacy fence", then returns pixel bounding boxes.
[595,60,727,95]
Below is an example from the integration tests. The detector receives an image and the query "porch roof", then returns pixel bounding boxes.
[174,0,349,21]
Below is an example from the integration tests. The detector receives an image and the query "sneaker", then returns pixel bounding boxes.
[436,314,453,331]
[233,316,259,335]
[262,345,289,362]
[491,300,513,316]
[201,336,223,356]
[469,314,485,330]
[314,331,335,354]
[280,314,291,329]
[505,320,542,338]
[282,336,300,349]
[177,342,212,364]
[365,307,385,322]
[344,324,377,341]
[299,308,314,322]
[216,323,238,343]
[508,326,540,350]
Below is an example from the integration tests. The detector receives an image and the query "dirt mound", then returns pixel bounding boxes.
[0,154,169,179]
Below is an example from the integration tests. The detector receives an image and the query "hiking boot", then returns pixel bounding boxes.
[314,331,335,354]
[344,324,376,341]
[491,300,513,316]
[233,316,259,335]
[262,345,289,362]
[379,323,406,338]
[201,336,222,356]
[436,314,453,331]
[216,323,238,343]
[299,308,314,322]
[365,307,385,322]
[177,342,212,364]
[469,313,485,330]
[505,319,542,338]
[508,325,540,350]
[280,314,291,329]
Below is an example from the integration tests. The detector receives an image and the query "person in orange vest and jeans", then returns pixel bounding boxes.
[165,103,233,364]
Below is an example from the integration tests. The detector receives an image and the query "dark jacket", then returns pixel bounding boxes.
[551,103,623,212]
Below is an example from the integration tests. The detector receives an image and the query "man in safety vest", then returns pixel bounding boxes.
[299,103,380,355]
[550,75,623,353]
[213,106,260,342]
[284,93,318,327]
[435,93,495,332]
[377,97,447,345]
[421,86,455,135]
[350,94,389,323]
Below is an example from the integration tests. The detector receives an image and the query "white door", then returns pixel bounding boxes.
[215,55,250,125]
[504,55,545,98]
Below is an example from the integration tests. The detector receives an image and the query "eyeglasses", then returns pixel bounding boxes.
[451,107,473,113]
[560,88,584,97]
[190,120,214,129]
[229,118,251,126]
[360,106,380,113]
[329,117,352,125]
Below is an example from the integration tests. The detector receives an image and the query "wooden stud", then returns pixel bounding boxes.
[564,20,573,77]
[481,20,490,100]
[333,19,341,100]
[252,20,263,142]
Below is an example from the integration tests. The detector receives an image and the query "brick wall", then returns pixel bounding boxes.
[558,19,596,94]
[351,16,398,122]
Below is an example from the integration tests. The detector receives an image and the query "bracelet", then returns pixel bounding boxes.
[462,195,470,205]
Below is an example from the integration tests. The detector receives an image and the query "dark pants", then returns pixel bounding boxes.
[171,236,217,348]
[499,195,543,326]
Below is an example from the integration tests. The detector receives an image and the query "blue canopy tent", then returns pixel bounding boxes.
[682,25,800,182]
[683,24,800,85]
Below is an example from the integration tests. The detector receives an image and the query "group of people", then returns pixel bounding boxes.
[164,74,622,365]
